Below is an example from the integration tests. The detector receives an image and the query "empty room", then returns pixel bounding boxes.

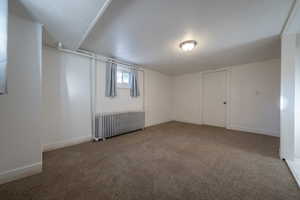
[1,0,300,199]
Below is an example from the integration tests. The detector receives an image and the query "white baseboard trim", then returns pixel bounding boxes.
[145,120,173,128]
[203,122,226,128]
[286,159,300,188]
[0,162,42,185]
[173,121,279,137]
[43,135,92,152]
[228,125,280,137]
[173,120,202,126]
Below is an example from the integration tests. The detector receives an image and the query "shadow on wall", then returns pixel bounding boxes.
[9,0,35,21]
[82,0,139,59]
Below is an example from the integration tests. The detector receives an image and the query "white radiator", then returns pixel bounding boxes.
[95,111,145,140]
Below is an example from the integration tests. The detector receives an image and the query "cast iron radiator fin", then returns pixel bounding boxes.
[95,111,145,140]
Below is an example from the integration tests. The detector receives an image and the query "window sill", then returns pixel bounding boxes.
[117,87,130,90]
[117,83,130,89]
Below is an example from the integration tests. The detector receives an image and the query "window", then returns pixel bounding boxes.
[0,0,8,95]
[117,67,130,88]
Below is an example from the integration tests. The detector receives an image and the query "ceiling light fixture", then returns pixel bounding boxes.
[180,40,197,52]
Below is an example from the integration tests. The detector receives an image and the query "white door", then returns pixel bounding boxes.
[203,71,227,127]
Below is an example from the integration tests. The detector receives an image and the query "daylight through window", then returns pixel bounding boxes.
[117,68,130,88]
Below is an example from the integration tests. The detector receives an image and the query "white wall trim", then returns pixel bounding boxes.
[200,72,204,125]
[286,159,300,188]
[173,120,280,137]
[201,68,230,75]
[226,69,232,129]
[173,120,202,126]
[43,136,92,152]
[0,162,42,185]
[229,124,280,137]
[145,120,173,128]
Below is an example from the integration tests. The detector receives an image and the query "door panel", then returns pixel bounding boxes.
[203,71,227,127]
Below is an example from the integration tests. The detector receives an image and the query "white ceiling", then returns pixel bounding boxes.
[81,0,294,75]
[18,0,111,50]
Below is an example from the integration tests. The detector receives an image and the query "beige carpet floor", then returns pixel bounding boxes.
[0,122,299,200]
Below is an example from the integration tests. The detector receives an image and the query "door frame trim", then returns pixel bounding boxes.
[201,68,232,128]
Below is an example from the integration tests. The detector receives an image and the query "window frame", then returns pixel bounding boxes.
[117,67,130,89]
[0,0,8,95]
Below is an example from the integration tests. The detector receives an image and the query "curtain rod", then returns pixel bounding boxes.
[44,44,144,72]
[77,49,137,67]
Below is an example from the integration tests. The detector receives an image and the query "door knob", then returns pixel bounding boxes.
[223,101,227,105]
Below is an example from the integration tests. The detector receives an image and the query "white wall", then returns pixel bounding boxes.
[172,59,281,137]
[280,2,300,186]
[281,34,297,159]
[42,49,173,149]
[96,66,172,127]
[0,14,43,184]
[43,48,281,154]
[42,47,92,151]
[144,69,172,127]
[295,34,300,159]
[95,61,144,113]
[229,59,281,137]
[172,73,202,125]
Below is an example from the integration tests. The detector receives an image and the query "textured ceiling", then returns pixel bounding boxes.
[18,0,111,50]
[81,0,294,75]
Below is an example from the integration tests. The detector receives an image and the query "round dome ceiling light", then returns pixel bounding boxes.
[180,40,197,52]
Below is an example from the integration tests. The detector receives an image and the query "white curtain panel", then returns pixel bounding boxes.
[105,62,117,97]
[129,69,140,97]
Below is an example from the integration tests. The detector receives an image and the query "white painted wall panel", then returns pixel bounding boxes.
[281,34,297,159]
[0,14,42,182]
[42,48,92,151]
[172,73,202,125]
[229,59,281,137]
[294,34,300,159]
[144,69,172,127]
